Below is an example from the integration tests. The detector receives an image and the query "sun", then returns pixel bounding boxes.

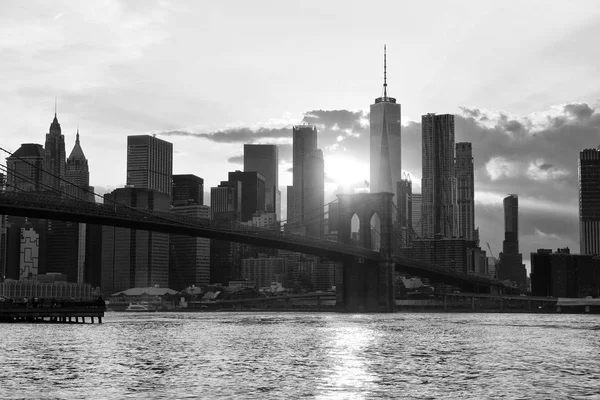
[325,155,369,192]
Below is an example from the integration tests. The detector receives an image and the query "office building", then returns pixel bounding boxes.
[43,112,66,192]
[497,195,527,289]
[101,187,170,296]
[421,113,457,238]
[289,125,324,238]
[172,174,204,206]
[531,248,600,297]
[228,170,266,222]
[170,204,211,290]
[126,135,173,196]
[244,144,280,219]
[456,142,475,240]
[579,148,600,255]
[210,181,242,221]
[65,129,93,202]
[370,46,401,196]
[6,144,45,192]
[42,113,80,283]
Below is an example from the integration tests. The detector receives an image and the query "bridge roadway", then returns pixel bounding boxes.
[0,191,505,290]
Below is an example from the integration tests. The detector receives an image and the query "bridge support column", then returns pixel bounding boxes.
[335,257,395,313]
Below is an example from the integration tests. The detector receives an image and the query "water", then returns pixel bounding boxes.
[1,312,599,399]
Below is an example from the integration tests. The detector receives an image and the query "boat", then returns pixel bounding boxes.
[125,303,156,312]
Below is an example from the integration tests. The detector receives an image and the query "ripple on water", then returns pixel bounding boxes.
[1,312,600,399]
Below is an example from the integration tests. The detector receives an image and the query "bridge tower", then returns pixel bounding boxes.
[335,192,395,312]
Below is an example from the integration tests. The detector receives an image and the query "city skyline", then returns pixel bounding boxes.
[3,1,600,270]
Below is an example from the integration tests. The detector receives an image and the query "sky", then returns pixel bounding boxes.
[2,0,600,269]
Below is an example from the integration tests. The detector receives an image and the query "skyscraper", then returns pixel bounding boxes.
[244,144,280,220]
[289,125,324,238]
[66,129,93,202]
[456,142,475,240]
[65,130,93,283]
[6,144,45,192]
[210,180,242,221]
[101,187,170,296]
[497,194,527,289]
[421,113,457,238]
[228,170,266,222]
[126,135,173,196]
[172,174,204,206]
[43,111,66,193]
[579,148,600,255]
[370,46,401,196]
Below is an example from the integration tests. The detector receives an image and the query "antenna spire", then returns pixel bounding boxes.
[76,125,80,142]
[54,96,57,116]
[383,45,387,99]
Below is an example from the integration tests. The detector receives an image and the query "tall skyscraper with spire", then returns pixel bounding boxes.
[370,45,401,197]
[43,103,66,193]
[66,129,93,202]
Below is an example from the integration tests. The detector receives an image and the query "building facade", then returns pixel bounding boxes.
[126,135,173,196]
[244,144,280,220]
[455,142,475,240]
[411,193,423,238]
[579,148,600,255]
[421,113,457,239]
[228,170,266,222]
[531,248,600,297]
[172,174,204,206]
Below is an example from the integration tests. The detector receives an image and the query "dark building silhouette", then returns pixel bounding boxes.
[172,174,204,206]
[579,148,600,255]
[210,180,243,284]
[43,112,66,193]
[288,125,324,238]
[456,142,475,241]
[170,204,210,290]
[531,248,600,297]
[101,187,170,296]
[421,113,457,239]
[497,194,527,289]
[244,144,280,219]
[126,135,173,196]
[228,170,266,222]
[397,177,412,244]
[5,144,45,192]
[66,129,93,202]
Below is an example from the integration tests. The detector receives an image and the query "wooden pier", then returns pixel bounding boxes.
[0,299,106,323]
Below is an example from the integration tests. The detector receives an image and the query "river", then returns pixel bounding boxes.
[1,312,599,399]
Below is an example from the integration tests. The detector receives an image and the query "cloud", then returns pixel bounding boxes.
[227,154,243,164]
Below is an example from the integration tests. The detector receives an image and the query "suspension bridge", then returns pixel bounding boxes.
[0,146,509,312]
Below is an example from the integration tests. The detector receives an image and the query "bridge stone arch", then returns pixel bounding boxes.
[336,192,394,258]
